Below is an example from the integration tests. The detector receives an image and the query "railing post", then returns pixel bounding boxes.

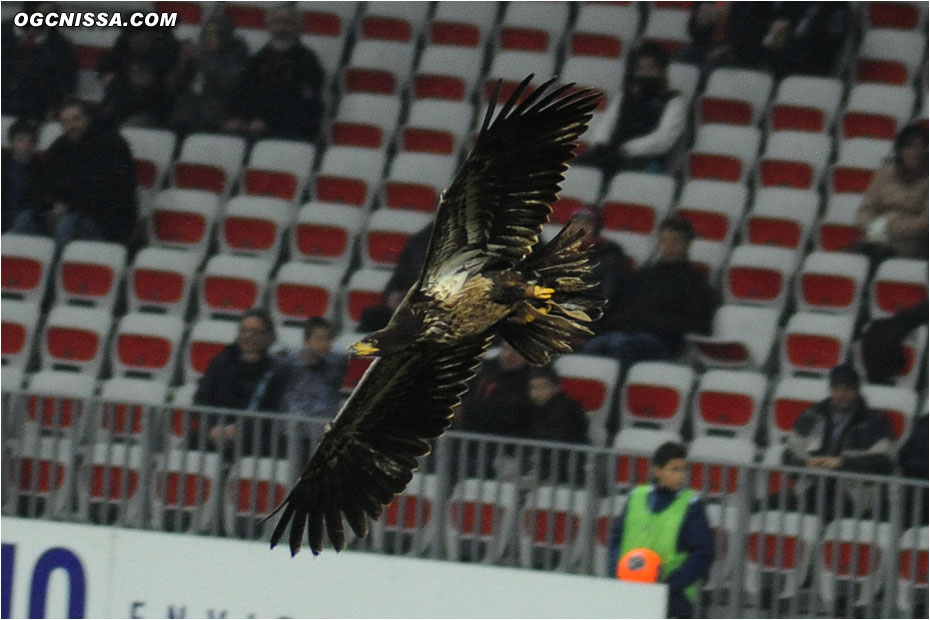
[884,479,902,618]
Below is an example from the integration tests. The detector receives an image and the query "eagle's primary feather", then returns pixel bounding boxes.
[267,75,603,555]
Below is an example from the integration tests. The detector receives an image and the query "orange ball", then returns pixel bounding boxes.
[616,548,662,583]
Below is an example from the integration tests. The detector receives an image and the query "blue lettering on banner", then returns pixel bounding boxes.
[2,544,15,619]
[130,601,146,618]
[29,548,86,618]
[167,605,186,618]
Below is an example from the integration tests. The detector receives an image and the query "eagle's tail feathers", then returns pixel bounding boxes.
[501,220,605,364]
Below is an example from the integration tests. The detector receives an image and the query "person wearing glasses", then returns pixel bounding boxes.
[192,308,289,457]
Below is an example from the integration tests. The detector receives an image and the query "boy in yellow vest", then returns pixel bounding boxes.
[607,442,715,618]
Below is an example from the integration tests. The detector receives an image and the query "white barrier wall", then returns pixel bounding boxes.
[1,518,667,619]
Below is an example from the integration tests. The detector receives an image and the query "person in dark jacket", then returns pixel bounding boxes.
[857,300,928,384]
[2,118,44,233]
[10,98,138,250]
[384,224,432,301]
[167,11,249,135]
[675,2,733,75]
[360,224,432,333]
[777,363,896,519]
[583,216,716,372]
[526,365,589,485]
[898,414,927,527]
[456,341,534,478]
[726,2,851,77]
[226,3,325,141]
[97,22,180,127]
[193,309,289,458]
[1,1,77,121]
[572,208,632,340]
[607,442,714,619]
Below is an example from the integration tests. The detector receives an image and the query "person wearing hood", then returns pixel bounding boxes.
[575,42,686,176]
[167,11,249,134]
[97,21,180,127]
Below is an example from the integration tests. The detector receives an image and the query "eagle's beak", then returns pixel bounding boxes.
[351,341,379,356]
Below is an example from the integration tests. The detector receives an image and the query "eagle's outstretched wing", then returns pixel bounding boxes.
[421,75,601,288]
[267,334,492,555]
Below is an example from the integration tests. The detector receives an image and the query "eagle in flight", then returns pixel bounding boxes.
[268,75,604,555]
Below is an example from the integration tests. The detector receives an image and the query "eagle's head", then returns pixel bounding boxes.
[349,326,416,357]
[350,337,381,357]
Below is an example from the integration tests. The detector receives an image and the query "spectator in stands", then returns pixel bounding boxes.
[1,1,77,121]
[576,42,685,176]
[277,316,346,420]
[167,11,249,135]
[193,309,289,458]
[572,208,632,342]
[727,2,851,77]
[225,3,325,142]
[857,300,927,385]
[456,341,534,477]
[582,217,716,388]
[607,441,715,619]
[359,224,432,333]
[97,22,180,127]
[899,414,928,526]
[675,2,733,76]
[777,363,896,519]
[525,365,589,485]
[385,224,432,303]
[2,118,44,233]
[855,122,929,265]
[10,98,138,251]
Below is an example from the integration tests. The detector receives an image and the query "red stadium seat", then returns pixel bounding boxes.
[111,313,183,381]
[271,262,343,324]
[867,1,923,29]
[41,306,111,376]
[724,245,797,309]
[24,370,96,438]
[362,210,432,269]
[183,319,238,382]
[1,234,55,302]
[291,202,364,266]
[781,312,855,376]
[199,255,272,319]
[341,268,392,331]
[870,259,929,318]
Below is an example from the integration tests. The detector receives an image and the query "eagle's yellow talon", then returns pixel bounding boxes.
[524,304,551,323]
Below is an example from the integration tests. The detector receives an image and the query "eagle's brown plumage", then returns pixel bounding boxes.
[267,75,605,556]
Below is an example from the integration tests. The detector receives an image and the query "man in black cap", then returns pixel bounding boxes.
[777,363,895,518]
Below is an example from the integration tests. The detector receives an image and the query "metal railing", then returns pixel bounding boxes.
[1,388,926,618]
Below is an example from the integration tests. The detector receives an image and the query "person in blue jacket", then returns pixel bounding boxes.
[607,442,715,618]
